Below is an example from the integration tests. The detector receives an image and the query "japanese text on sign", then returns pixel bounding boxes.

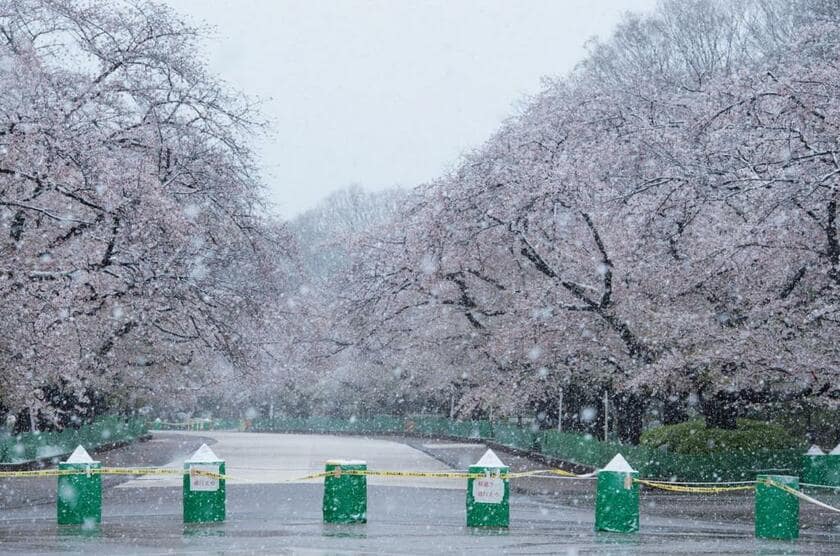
[189,464,220,492]
[473,475,504,503]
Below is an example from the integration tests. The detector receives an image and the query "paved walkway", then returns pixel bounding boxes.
[120,431,464,489]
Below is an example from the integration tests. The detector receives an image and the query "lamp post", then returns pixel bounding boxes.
[603,390,609,441]
[557,384,563,432]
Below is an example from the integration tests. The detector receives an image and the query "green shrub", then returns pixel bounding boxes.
[640,419,804,455]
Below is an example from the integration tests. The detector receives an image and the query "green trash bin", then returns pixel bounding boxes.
[57,445,102,526]
[466,449,510,527]
[183,444,226,523]
[323,460,367,524]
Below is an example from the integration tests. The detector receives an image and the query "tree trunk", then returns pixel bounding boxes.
[702,392,738,429]
[614,392,645,444]
[662,395,688,425]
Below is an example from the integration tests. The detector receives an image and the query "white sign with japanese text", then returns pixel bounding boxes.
[189,464,220,492]
[472,474,504,504]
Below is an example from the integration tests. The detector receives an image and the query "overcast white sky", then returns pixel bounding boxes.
[163,0,658,218]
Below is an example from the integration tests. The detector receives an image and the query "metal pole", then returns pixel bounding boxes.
[557,387,563,432]
[603,391,609,441]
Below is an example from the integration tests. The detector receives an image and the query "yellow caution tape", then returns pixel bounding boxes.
[0,469,81,478]
[98,467,182,477]
[0,466,233,481]
[331,469,473,479]
[636,479,755,494]
[507,468,587,479]
[762,479,840,514]
[0,466,781,496]
[322,468,589,480]
[288,471,332,481]
[0,466,591,482]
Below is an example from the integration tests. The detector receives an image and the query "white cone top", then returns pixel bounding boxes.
[806,445,825,455]
[474,448,505,468]
[185,443,222,463]
[603,453,635,473]
[65,445,97,464]
[830,443,840,455]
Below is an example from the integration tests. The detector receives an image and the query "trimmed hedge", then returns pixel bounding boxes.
[0,416,147,464]
[639,419,804,455]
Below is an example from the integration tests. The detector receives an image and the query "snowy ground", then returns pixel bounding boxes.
[0,431,837,554]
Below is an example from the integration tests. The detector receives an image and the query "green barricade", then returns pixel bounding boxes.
[492,422,536,451]
[323,460,367,524]
[183,444,226,523]
[410,416,448,437]
[370,415,403,434]
[594,455,639,533]
[538,429,800,481]
[466,450,509,528]
[57,447,102,526]
[755,475,799,540]
[447,420,489,439]
[0,416,146,465]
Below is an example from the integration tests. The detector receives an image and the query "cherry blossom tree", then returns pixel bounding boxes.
[328,0,840,441]
[0,0,294,426]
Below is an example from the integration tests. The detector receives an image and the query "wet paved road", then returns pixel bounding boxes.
[0,431,838,554]
[1,483,838,554]
[120,431,461,489]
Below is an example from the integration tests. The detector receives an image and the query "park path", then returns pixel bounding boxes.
[119,430,466,489]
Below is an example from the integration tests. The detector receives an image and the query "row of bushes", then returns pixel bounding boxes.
[159,415,802,481]
[639,419,803,455]
[0,416,148,464]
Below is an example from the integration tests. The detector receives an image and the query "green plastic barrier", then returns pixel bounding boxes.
[442,419,489,439]
[1,416,147,465]
[323,460,367,524]
[538,429,800,482]
[594,454,639,533]
[755,475,799,540]
[492,422,536,451]
[183,445,226,524]
[410,416,448,437]
[466,463,509,527]
[57,459,102,525]
[826,453,840,486]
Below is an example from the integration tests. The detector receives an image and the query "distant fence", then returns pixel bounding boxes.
[0,416,148,465]
[150,418,241,431]
[153,415,801,482]
[536,428,800,482]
